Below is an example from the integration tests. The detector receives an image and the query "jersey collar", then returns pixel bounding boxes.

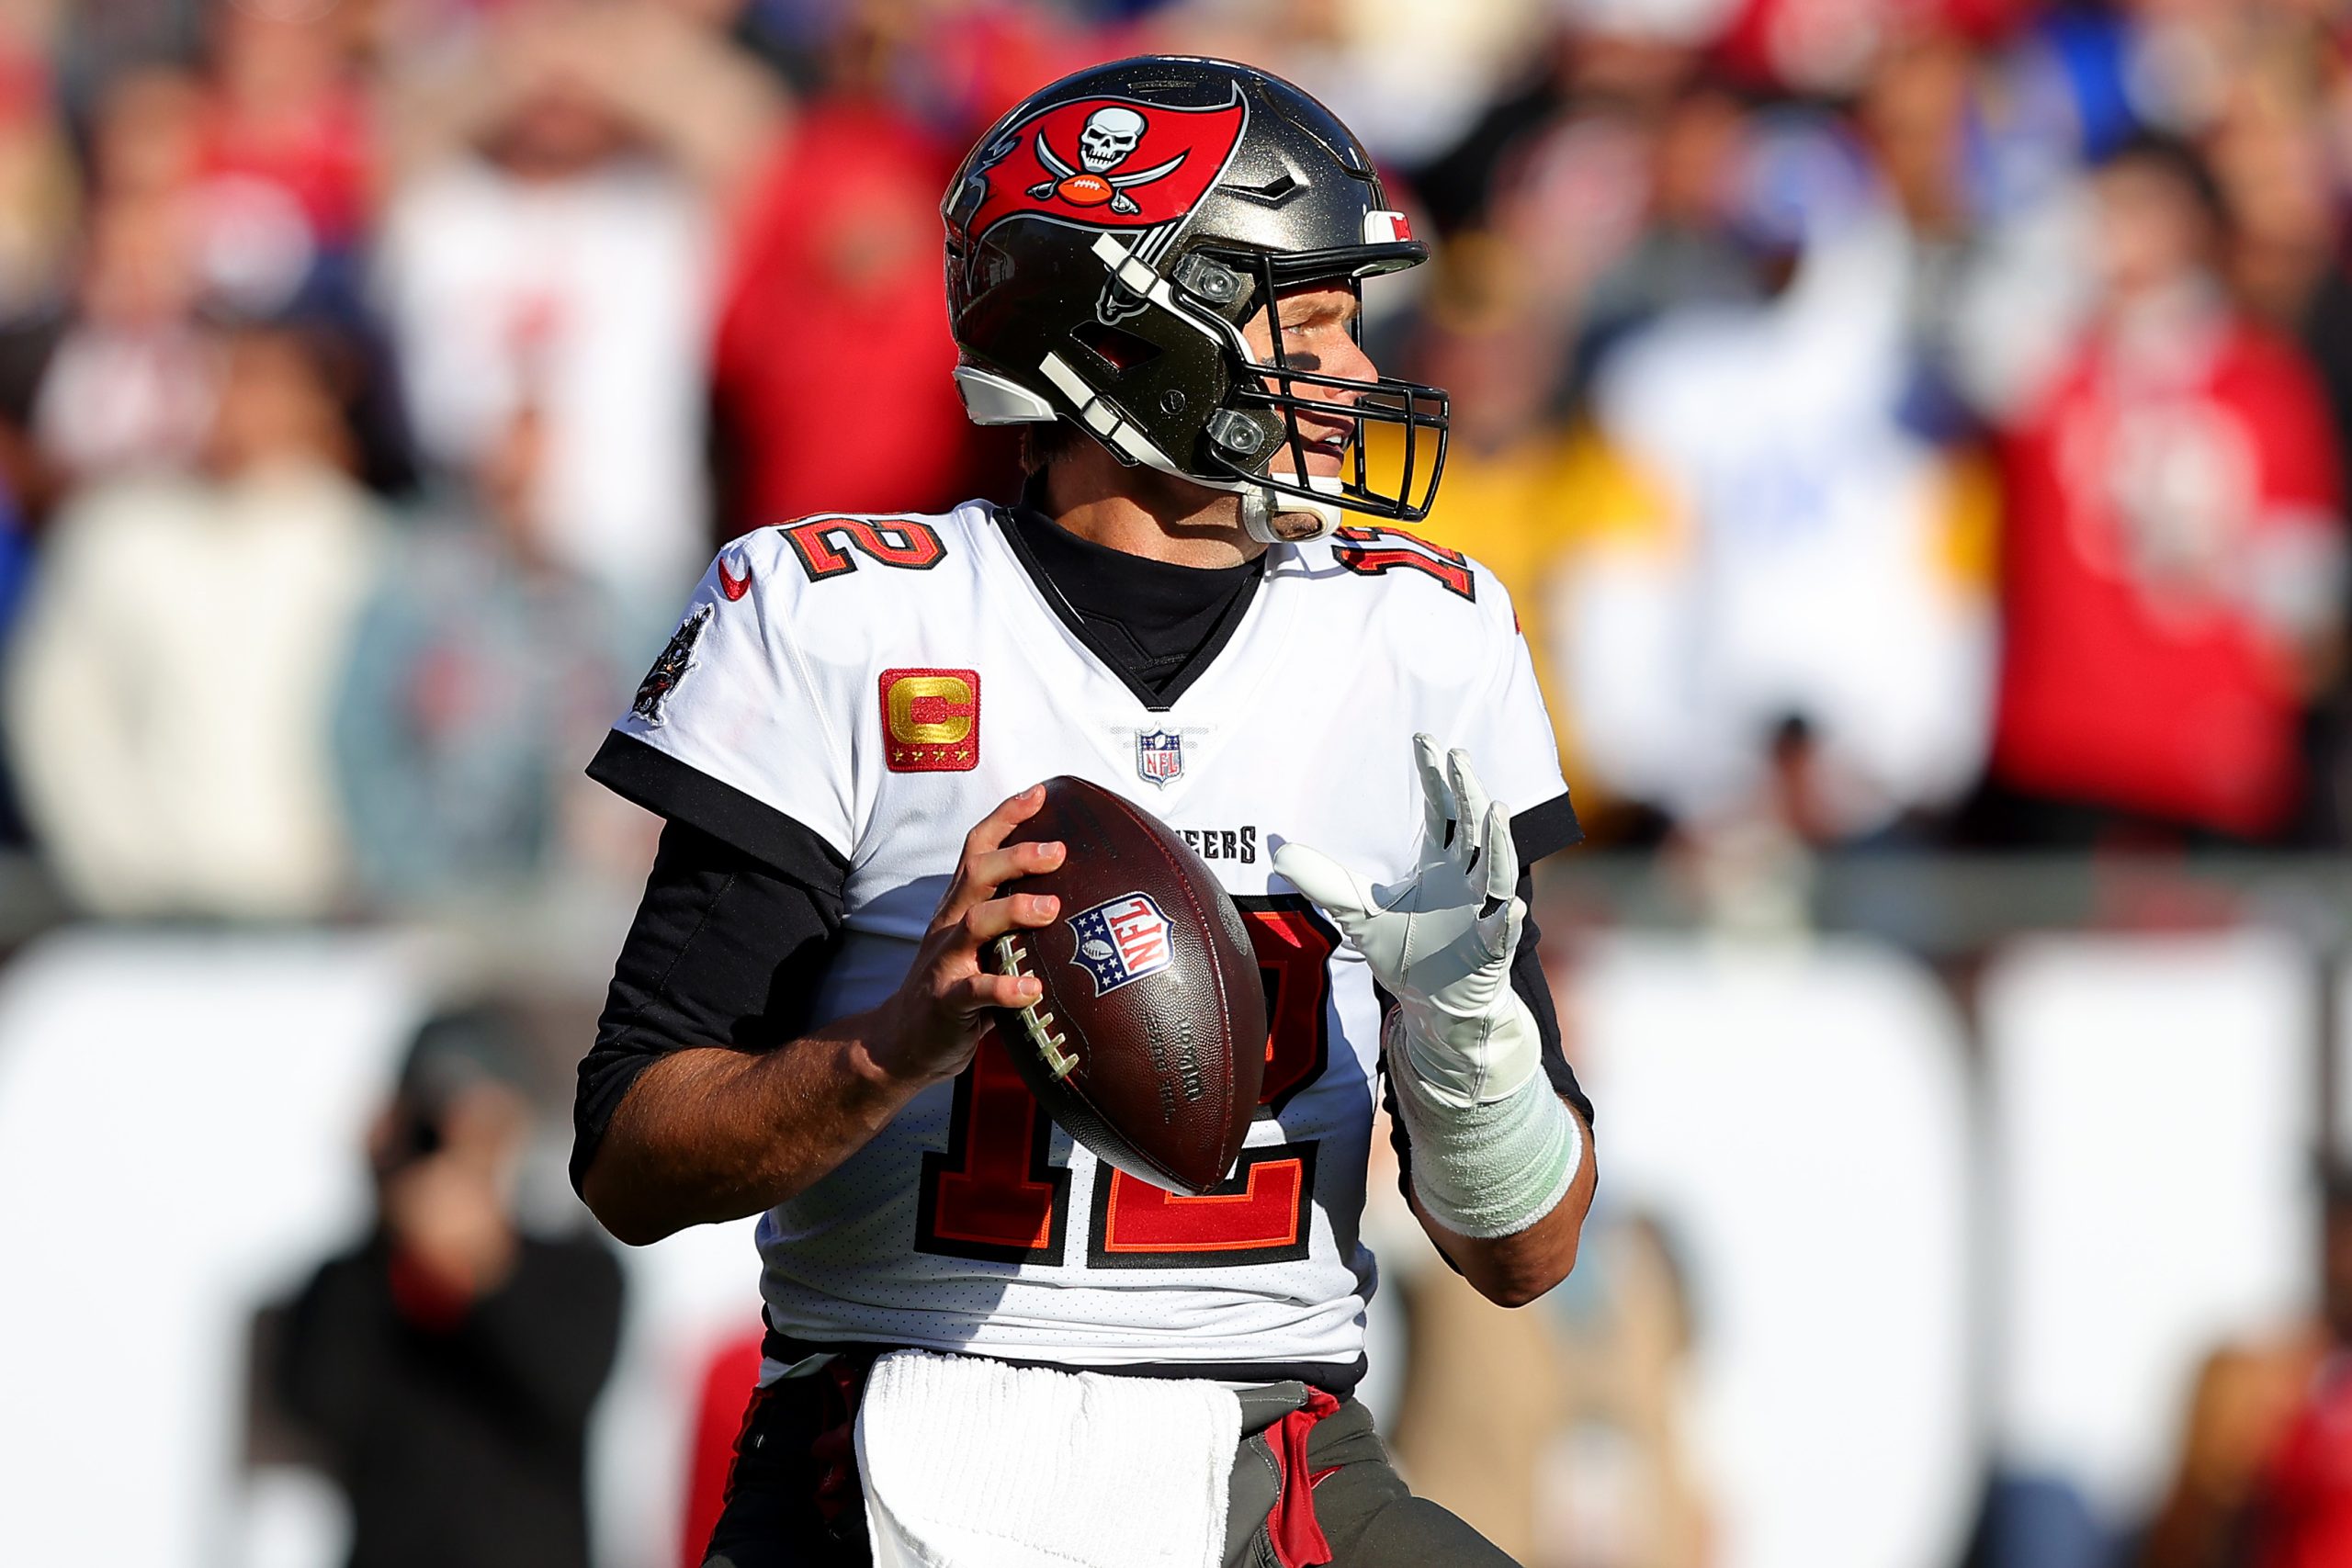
[990,485,1268,713]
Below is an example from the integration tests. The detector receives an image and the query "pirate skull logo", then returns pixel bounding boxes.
[1079,107,1146,173]
[1027,102,1189,216]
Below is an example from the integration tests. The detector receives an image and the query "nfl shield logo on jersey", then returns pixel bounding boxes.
[1136,729,1183,787]
[1067,892,1176,996]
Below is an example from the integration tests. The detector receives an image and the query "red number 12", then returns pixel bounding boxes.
[912,897,1340,1269]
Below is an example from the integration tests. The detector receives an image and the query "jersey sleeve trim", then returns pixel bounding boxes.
[1510,791,1583,866]
[588,730,853,891]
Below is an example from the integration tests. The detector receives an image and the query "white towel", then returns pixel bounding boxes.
[855,1349,1243,1568]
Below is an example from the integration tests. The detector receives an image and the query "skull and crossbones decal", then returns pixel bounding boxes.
[1029,105,1188,216]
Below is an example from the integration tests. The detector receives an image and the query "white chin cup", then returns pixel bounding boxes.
[1239,474,1344,545]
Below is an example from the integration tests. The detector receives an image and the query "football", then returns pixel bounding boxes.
[987,776,1266,1196]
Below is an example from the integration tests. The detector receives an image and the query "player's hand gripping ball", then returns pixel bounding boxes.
[986,777,1266,1195]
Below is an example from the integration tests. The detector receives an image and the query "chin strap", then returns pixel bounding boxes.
[1240,478,1344,545]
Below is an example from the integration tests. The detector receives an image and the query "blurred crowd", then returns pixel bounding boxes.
[4,6,2350,1568]
[0,0,2346,922]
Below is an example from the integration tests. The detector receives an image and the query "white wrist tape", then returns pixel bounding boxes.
[1386,1010,1584,1239]
[1392,962,1542,1111]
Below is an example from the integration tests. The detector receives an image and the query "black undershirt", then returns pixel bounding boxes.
[1000,502,1264,707]
[578,502,1589,1393]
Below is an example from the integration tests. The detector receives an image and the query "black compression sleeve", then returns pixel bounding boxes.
[1513,892,1592,1124]
[570,820,848,1195]
[587,731,852,887]
[1510,792,1584,866]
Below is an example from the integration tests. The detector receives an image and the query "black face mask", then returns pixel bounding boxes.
[1202,250,1448,526]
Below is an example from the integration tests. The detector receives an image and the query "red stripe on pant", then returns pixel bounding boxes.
[1265,1387,1343,1568]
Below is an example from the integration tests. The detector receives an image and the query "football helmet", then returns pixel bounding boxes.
[942,56,1449,543]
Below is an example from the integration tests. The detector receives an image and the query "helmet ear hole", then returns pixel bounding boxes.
[1069,321,1162,374]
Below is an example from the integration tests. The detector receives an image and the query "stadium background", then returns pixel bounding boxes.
[0,1,2346,1566]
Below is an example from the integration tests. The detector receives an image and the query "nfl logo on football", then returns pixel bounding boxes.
[1067,892,1176,996]
[1136,729,1183,786]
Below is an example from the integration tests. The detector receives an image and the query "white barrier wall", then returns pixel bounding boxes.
[1573,935,1977,1568]
[589,1218,765,1568]
[1985,932,2318,1528]
[0,929,426,1567]
[0,922,2324,1567]
[0,927,765,1568]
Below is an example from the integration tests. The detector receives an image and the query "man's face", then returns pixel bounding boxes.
[2095,160,2214,304]
[1241,282,1376,482]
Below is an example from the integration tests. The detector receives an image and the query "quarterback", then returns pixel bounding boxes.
[575,56,1597,1568]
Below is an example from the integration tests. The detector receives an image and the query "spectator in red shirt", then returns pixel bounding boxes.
[710,77,1000,534]
[1989,133,2346,842]
[677,1328,764,1568]
[195,0,373,256]
[2253,1363,2352,1568]
[2143,1173,2352,1568]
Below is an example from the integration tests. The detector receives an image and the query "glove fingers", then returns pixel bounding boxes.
[1413,733,1453,851]
[1448,750,1491,876]
[1481,800,1519,908]
[1468,893,1525,970]
[1449,749,1491,835]
[1272,841,1375,929]
[1476,805,1521,958]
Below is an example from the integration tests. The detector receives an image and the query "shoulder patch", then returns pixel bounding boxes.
[631,605,711,725]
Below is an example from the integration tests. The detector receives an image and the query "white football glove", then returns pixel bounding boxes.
[1272,735,1540,1110]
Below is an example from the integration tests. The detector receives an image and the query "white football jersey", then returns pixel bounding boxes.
[601,501,1572,1374]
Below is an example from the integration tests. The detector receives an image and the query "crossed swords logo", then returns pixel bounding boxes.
[1026,105,1188,217]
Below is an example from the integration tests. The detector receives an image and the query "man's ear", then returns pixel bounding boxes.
[1020,419,1083,475]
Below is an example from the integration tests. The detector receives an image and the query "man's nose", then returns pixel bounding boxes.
[1328,334,1378,385]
